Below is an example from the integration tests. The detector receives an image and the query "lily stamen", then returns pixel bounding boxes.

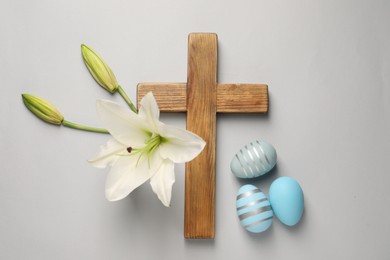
[115,135,166,167]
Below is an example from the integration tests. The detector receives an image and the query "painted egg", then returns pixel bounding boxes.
[269,177,304,226]
[236,184,273,233]
[231,140,277,179]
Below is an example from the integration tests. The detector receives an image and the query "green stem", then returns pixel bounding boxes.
[62,120,109,134]
[117,85,138,113]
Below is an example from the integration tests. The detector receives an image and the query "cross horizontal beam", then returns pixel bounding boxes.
[137,83,268,113]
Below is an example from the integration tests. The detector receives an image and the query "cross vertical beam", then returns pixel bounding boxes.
[185,33,217,239]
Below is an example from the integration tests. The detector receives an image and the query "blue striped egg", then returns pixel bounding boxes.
[236,184,273,233]
[231,140,277,179]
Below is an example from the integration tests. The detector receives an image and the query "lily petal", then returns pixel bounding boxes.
[159,124,206,163]
[105,154,151,201]
[88,138,127,168]
[150,159,175,207]
[138,92,160,132]
[96,99,150,147]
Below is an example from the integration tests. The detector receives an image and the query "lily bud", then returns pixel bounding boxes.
[81,44,119,93]
[22,94,64,125]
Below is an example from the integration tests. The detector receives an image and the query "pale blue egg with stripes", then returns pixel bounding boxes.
[231,140,277,179]
[236,184,273,233]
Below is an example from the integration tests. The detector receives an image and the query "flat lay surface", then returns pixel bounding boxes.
[1,0,389,259]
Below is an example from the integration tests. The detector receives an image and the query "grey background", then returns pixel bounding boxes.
[1,0,389,259]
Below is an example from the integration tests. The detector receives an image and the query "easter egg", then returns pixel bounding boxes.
[231,140,277,179]
[269,177,304,226]
[236,184,273,233]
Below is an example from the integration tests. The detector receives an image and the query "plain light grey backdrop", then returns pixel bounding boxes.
[1,0,389,259]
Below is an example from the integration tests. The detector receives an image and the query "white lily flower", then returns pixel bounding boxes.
[89,92,206,207]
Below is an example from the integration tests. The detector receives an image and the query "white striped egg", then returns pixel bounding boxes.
[231,140,277,179]
[236,184,273,233]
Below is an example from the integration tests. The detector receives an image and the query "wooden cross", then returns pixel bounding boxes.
[137,33,268,239]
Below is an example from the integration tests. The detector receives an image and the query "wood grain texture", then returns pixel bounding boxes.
[217,84,268,113]
[138,83,268,113]
[185,33,217,239]
[137,83,187,112]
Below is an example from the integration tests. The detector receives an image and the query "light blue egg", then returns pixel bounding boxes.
[269,177,304,226]
[236,184,273,233]
[231,140,277,179]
